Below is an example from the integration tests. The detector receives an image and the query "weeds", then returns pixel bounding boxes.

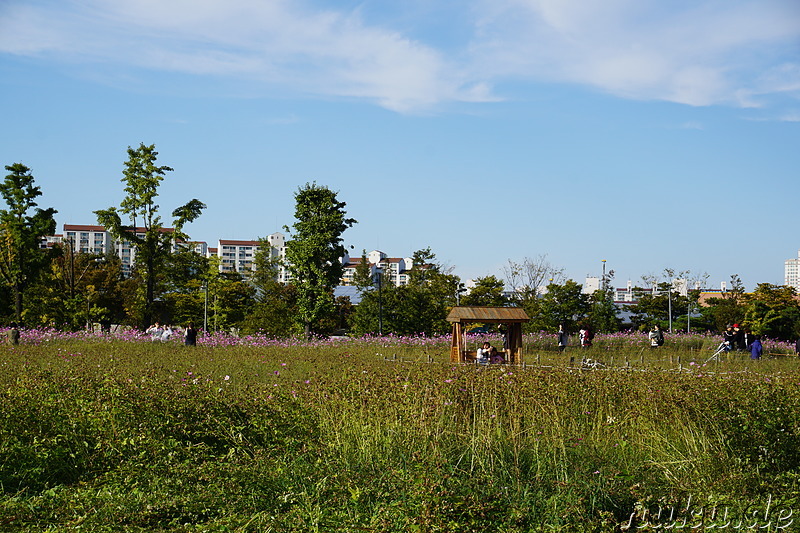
[1,335,799,531]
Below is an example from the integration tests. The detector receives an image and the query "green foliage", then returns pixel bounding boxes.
[3,340,800,531]
[742,283,800,340]
[284,183,355,338]
[461,275,508,307]
[95,143,205,329]
[699,275,747,332]
[530,279,590,333]
[350,248,460,336]
[239,240,300,336]
[0,163,57,323]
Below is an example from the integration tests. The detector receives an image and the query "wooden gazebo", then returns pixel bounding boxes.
[446,306,530,364]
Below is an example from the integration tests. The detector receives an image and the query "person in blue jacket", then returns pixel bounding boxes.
[750,335,763,360]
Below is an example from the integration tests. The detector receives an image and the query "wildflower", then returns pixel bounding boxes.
[224,375,230,381]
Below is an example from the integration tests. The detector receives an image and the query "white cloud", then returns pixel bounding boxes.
[0,0,490,112]
[0,0,798,112]
[468,0,800,107]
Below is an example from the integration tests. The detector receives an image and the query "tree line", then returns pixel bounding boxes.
[2,145,799,341]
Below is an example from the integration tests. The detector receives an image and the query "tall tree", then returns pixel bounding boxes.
[587,268,622,333]
[532,279,590,333]
[284,183,355,339]
[461,275,508,307]
[699,274,747,332]
[742,284,800,341]
[95,143,205,329]
[0,163,57,323]
[503,255,564,305]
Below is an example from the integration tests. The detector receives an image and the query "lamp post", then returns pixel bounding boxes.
[667,281,673,334]
[601,260,607,293]
[375,262,384,336]
[203,278,209,334]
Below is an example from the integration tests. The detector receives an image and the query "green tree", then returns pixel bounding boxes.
[0,163,57,323]
[31,246,122,330]
[461,275,508,307]
[698,274,747,333]
[348,248,460,336]
[240,239,299,336]
[160,249,210,328]
[742,284,800,341]
[587,269,622,333]
[95,143,205,329]
[284,183,356,339]
[532,279,590,333]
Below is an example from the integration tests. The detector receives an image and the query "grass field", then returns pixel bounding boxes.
[1,330,799,531]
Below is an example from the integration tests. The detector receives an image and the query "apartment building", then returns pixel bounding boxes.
[213,232,288,280]
[785,250,800,291]
[341,250,413,287]
[59,224,287,279]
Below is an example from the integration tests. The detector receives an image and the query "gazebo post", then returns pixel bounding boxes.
[509,323,523,364]
[450,323,462,363]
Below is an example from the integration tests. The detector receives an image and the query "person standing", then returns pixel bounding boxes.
[146,322,163,341]
[750,335,763,360]
[580,325,593,348]
[557,325,568,352]
[722,325,735,352]
[184,322,197,346]
[733,324,746,351]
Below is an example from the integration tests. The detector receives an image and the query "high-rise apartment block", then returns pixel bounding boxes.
[216,233,288,282]
[57,224,287,279]
[786,250,800,291]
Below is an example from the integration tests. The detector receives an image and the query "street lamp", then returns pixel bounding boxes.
[374,262,384,336]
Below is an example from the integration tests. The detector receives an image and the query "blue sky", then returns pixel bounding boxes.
[1,0,798,291]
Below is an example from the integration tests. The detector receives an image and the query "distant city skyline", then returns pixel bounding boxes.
[54,217,786,292]
[2,0,798,292]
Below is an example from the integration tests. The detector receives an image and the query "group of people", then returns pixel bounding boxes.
[476,341,506,364]
[721,323,763,360]
[554,325,594,352]
[145,321,198,346]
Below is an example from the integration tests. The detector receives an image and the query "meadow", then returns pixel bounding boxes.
[1,329,799,532]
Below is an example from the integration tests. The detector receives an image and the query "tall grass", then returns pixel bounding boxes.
[1,333,799,531]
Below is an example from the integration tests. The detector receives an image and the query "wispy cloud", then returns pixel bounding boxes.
[1,0,798,113]
[468,0,800,108]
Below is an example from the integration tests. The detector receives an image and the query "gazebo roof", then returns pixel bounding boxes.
[446,306,530,324]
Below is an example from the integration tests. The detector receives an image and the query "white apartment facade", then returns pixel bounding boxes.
[61,224,287,279]
[213,232,287,281]
[341,250,414,287]
[786,250,800,291]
